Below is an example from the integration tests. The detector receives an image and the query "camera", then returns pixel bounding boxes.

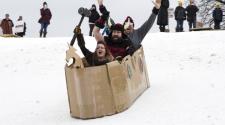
[78,7,91,17]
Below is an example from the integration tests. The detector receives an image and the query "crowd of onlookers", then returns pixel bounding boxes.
[0,0,224,38]
[0,14,26,37]
[0,1,52,37]
[174,0,223,32]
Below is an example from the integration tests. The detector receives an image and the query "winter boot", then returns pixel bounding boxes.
[40,31,43,37]
[43,32,47,38]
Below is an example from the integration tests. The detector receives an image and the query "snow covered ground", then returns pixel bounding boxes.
[1,30,225,125]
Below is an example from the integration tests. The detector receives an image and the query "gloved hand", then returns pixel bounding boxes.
[99,5,109,15]
[152,7,159,15]
[74,26,81,34]
[95,16,106,29]
[126,46,135,56]
[115,56,123,62]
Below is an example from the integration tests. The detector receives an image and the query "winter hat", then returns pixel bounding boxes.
[43,2,47,5]
[111,23,124,32]
[92,4,96,8]
[123,16,134,29]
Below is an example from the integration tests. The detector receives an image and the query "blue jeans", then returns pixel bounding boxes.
[176,20,184,32]
[188,20,196,31]
[40,23,49,33]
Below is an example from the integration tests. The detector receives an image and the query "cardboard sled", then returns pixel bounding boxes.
[65,46,150,119]
[0,34,19,37]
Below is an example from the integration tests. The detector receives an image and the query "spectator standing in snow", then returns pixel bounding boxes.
[213,3,223,30]
[88,4,100,36]
[174,1,186,32]
[0,14,14,35]
[123,0,161,50]
[157,0,169,32]
[185,0,199,31]
[14,16,26,37]
[38,2,52,37]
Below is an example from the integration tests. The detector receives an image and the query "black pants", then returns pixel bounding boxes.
[15,32,25,37]
[89,24,95,36]
[214,20,221,29]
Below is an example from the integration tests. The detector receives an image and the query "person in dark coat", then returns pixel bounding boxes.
[38,2,52,37]
[123,0,160,50]
[93,1,135,58]
[75,27,114,66]
[88,4,100,36]
[175,1,186,32]
[0,14,14,35]
[185,0,199,31]
[157,0,169,32]
[213,3,223,29]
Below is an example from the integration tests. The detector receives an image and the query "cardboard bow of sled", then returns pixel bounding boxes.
[65,46,150,119]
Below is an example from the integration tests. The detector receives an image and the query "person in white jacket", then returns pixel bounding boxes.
[14,16,26,37]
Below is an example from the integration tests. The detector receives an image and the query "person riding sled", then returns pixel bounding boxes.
[75,26,114,66]
[93,0,135,59]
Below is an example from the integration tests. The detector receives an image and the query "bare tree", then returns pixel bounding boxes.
[198,0,225,29]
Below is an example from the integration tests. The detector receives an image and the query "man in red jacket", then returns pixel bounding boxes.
[0,14,14,35]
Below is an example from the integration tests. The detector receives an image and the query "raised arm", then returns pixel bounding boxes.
[134,0,161,44]
[93,0,109,42]
[75,27,93,57]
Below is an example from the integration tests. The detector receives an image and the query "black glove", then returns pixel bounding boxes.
[152,7,159,15]
[95,16,106,29]
[99,5,108,15]
[115,56,123,62]
[126,46,135,56]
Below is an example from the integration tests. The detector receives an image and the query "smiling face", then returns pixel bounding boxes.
[96,43,106,58]
[112,30,122,41]
[124,23,134,34]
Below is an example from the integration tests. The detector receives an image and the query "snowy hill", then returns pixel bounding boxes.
[1,31,225,125]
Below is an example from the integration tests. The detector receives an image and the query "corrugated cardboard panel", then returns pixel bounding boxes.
[106,61,131,112]
[66,65,116,119]
[65,46,150,119]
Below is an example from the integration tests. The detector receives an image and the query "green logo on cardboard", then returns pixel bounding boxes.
[127,64,132,79]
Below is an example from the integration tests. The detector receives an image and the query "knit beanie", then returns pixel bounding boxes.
[111,23,124,32]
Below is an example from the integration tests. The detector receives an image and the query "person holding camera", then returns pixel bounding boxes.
[88,4,100,36]
[75,26,114,66]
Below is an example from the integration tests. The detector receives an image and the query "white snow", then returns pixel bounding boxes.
[1,31,225,125]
